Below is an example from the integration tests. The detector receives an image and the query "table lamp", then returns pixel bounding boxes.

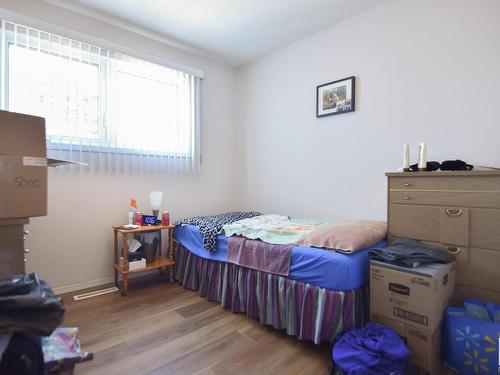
[149,191,163,218]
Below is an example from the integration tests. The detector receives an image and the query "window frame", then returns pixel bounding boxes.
[0,20,201,160]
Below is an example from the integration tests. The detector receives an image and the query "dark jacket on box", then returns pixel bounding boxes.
[369,238,455,268]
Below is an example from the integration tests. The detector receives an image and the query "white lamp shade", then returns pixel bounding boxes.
[149,191,163,210]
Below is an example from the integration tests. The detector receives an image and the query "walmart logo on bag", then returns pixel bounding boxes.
[456,328,499,373]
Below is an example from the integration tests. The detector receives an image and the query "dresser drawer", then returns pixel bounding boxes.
[439,208,469,246]
[389,190,500,208]
[438,244,500,292]
[388,204,441,243]
[389,175,500,191]
[467,247,500,293]
[443,245,467,286]
[470,208,500,250]
[389,204,469,246]
[0,224,25,278]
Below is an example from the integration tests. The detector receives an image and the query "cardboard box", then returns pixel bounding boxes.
[0,110,47,220]
[371,312,443,375]
[370,260,455,331]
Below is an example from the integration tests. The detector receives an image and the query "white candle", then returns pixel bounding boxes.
[418,143,427,170]
[403,144,410,171]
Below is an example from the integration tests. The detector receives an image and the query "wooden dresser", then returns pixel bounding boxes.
[0,218,29,278]
[386,170,500,304]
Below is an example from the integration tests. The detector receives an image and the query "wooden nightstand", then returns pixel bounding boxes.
[113,224,175,296]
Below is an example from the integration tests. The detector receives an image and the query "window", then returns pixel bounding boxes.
[0,21,201,171]
[112,57,193,155]
[9,45,101,141]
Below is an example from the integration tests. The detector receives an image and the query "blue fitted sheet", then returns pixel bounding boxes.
[174,224,386,291]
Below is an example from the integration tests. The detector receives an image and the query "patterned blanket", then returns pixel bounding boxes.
[175,211,261,251]
[223,214,334,245]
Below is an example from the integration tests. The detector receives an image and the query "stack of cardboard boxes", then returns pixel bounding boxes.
[0,110,48,220]
[0,110,48,278]
[370,260,456,374]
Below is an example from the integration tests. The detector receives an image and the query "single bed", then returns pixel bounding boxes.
[173,223,385,344]
[174,224,385,291]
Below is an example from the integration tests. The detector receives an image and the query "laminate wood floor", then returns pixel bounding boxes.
[61,275,332,375]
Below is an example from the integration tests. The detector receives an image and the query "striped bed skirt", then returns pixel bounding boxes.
[174,242,369,344]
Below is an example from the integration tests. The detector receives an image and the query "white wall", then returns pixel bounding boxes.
[0,0,239,292]
[4,0,500,292]
[237,0,500,220]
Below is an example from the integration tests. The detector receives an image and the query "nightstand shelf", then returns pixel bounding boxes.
[113,258,175,274]
[112,224,175,296]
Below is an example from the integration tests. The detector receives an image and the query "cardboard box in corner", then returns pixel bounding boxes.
[370,260,455,374]
[371,313,443,375]
[0,110,47,220]
[370,260,455,332]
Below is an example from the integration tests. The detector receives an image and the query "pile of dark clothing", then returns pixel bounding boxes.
[0,273,64,375]
[369,238,455,268]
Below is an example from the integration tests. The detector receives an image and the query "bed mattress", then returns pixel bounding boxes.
[174,224,386,291]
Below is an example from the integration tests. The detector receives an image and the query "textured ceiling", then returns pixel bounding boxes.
[51,0,386,66]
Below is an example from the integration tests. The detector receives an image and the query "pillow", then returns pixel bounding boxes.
[296,220,387,253]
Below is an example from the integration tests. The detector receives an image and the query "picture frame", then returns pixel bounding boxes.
[316,76,355,118]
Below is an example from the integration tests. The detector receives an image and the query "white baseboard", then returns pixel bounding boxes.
[53,276,115,295]
[52,269,160,295]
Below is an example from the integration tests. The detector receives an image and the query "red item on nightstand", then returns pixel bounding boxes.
[162,212,170,225]
[134,211,143,226]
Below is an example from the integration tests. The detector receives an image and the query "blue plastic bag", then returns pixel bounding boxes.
[332,323,409,375]
[443,299,500,374]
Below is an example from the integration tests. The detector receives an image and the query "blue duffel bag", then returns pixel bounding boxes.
[443,298,500,374]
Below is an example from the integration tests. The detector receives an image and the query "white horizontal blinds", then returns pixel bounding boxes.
[0,20,201,173]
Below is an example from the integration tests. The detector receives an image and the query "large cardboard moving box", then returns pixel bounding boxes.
[371,312,442,375]
[370,260,455,331]
[0,110,47,220]
[370,261,455,374]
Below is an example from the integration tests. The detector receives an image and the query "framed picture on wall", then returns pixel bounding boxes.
[316,76,355,118]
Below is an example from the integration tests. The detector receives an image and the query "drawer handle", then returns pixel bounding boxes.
[444,246,461,255]
[403,183,410,187]
[446,208,462,216]
[403,196,411,200]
